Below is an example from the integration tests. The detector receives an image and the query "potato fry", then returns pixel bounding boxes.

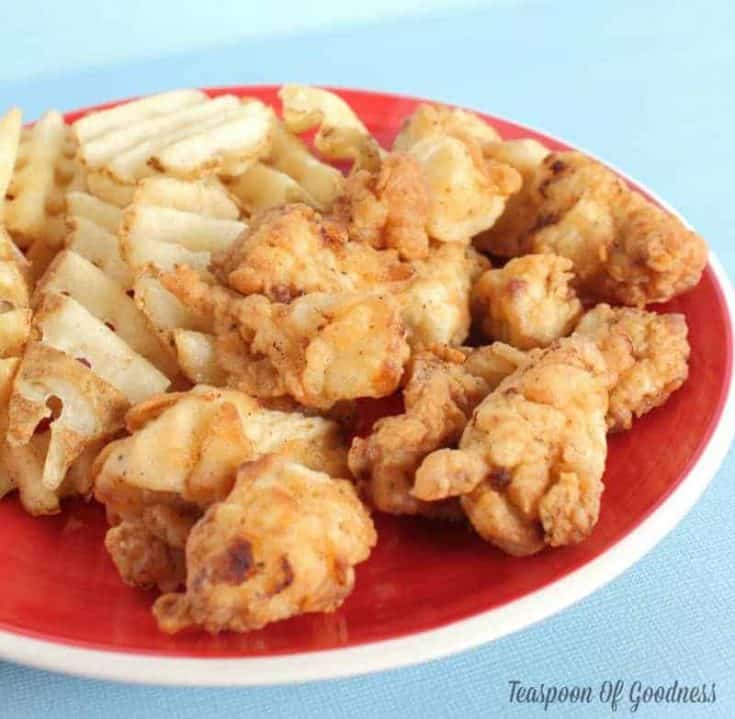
[0,308,31,358]
[279,85,382,169]
[33,292,170,403]
[1,434,59,515]
[0,356,19,499]
[0,108,22,217]
[134,176,240,220]
[86,169,134,207]
[66,190,122,233]
[171,329,225,385]
[7,343,128,490]
[268,122,343,208]
[36,251,179,377]
[66,215,133,287]
[223,162,317,214]
[149,99,272,180]
[120,231,212,276]
[73,89,207,143]
[80,95,239,175]
[133,275,212,334]
[5,111,70,249]
[0,258,30,309]
[122,204,245,254]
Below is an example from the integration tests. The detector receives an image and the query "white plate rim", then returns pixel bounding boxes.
[0,130,732,687]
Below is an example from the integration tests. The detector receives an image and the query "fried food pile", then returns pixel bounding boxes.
[0,86,705,634]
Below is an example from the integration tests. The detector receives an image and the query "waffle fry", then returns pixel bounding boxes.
[66,190,122,232]
[66,215,133,288]
[0,108,22,217]
[223,162,316,214]
[280,85,382,170]
[73,89,207,143]
[76,93,272,184]
[33,292,170,404]
[35,250,178,377]
[171,329,225,385]
[268,122,343,208]
[6,343,128,491]
[5,111,81,251]
[132,275,212,334]
[133,176,240,220]
[86,169,135,207]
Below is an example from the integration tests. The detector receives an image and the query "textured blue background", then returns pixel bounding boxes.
[1,1,734,716]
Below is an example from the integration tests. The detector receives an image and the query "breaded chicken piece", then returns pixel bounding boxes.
[211,203,413,301]
[333,153,431,260]
[574,304,690,432]
[472,254,582,349]
[94,385,349,590]
[392,105,521,244]
[413,338,610,556]
[478,152,707,306]
[393,103,502,152]
[162,267,410,410]
[349,343,527,517]
[398,243,488,349]
[153,454,376,634]
[474,138,551,257]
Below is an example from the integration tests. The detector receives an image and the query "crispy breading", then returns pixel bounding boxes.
[398,243,488,350]
[413,338,610,555]
[162,267,411,410]
[473,138,550,256]
[472,254,582,349]
[480,152,707,306]
[211,203,412,300]
[574,304,690,432]
[393,103,501,152]
[153,454,376,633]
[392,105,520,244]
[349,343,527,517]
[94,386,350,591]
[333,153,431,260]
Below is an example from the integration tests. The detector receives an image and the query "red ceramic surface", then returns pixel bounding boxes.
[0,87,731,660]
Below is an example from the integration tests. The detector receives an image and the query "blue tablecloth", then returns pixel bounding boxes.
[2,1,734,716]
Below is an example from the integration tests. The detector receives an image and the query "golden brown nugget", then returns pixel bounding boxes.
[349,343,527,517]
[333,152,431,260]
[93,386,349,590]
[154,454,376,634]
[477,152,707,306]
[211,203,412,300]
[414,338,610,556]
[574,304,690,432]
[162,266,410,410]
[472,254,583,349]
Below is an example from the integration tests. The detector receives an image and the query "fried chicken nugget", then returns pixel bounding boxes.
[162,267,410,410]
[480,152,707,306]
[210,203,412,301]
[473,138,550,257]
[153,454,376,634]
[94,385,349,590]
[392,105,521,245]
[574,304,689,432]
[349,343,527,517]
[413,338,610,556]
[333,152,431,260]
[398,243,488,350]
[472,254,582,349]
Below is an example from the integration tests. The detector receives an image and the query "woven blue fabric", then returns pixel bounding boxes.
[1,2,734,716]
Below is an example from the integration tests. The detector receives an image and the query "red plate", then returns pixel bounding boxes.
[0,87,733,685]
